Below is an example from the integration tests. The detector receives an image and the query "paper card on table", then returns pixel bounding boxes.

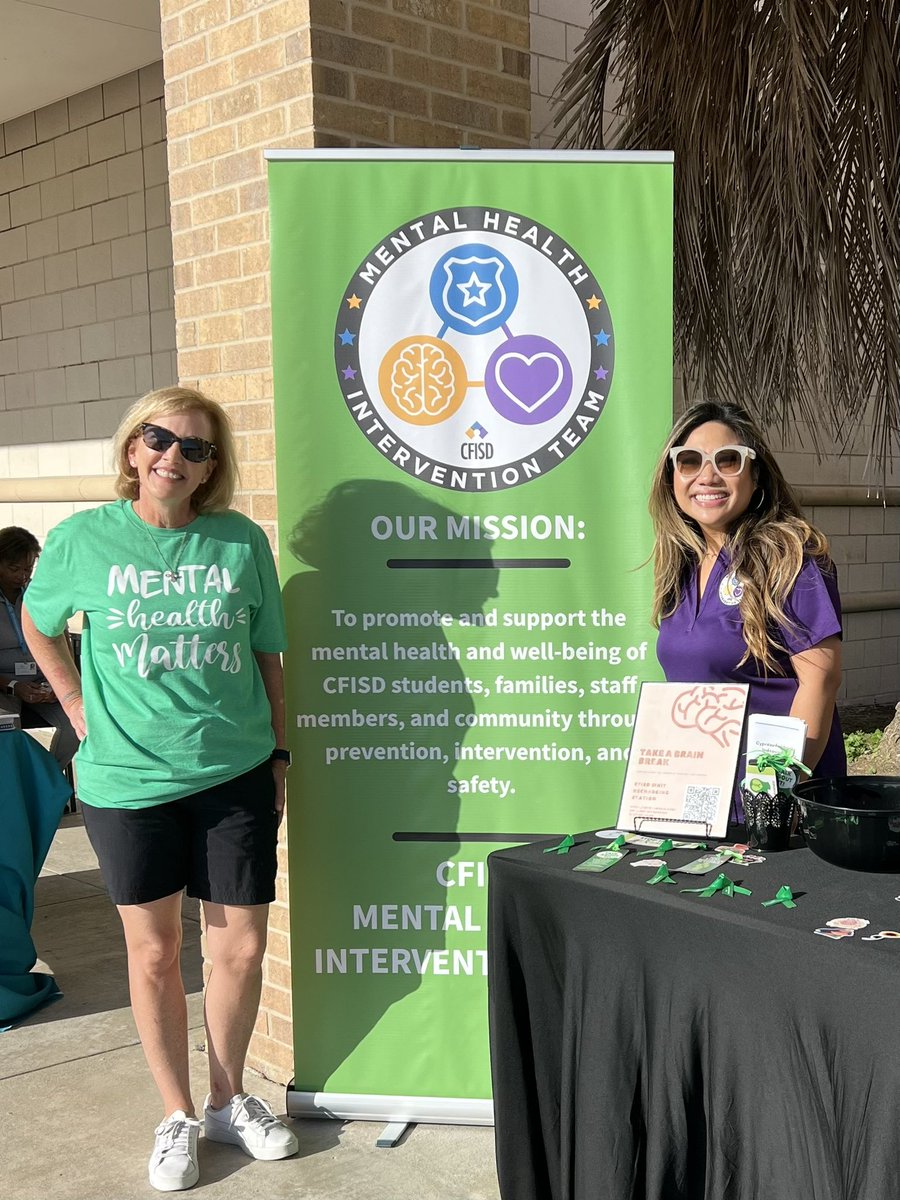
[594,831,707,849]
[616,682,749,839]
[574,849,625,873]
[675,852,732,875]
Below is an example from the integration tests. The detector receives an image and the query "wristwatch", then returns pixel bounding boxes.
[270,747,292,766]
[6,680,17,696]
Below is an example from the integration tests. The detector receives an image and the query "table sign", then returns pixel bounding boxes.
[615,682,749,837]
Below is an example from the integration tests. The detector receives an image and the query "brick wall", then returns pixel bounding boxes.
[310,1,531,148]
[0,66,176,453]
[767,421,900,704]
[0,438,113,535]
[529,0,590,147]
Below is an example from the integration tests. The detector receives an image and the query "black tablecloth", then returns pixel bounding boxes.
[488,833,900,1200]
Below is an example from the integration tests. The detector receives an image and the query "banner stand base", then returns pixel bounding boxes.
[285,1086,494,1128]
[376,1121,410,1148]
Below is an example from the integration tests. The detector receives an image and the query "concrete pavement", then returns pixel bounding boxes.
[0,813,501,1200]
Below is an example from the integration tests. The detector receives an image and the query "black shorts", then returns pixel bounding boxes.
[82,761,277,907]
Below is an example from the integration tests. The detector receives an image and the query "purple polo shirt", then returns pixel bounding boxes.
[657,552,846,778]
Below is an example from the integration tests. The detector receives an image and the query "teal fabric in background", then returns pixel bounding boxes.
[0,731,72,1029]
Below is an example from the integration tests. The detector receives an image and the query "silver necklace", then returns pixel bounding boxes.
[140,521,188,583]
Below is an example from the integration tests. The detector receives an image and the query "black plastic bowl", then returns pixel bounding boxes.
[795,777,900,872]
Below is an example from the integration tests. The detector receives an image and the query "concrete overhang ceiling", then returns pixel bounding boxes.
[0,1,162,127]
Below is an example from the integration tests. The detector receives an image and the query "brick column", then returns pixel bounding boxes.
[159,0,530,1084]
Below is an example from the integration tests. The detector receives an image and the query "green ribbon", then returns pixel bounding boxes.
[753,750,812,777]
[543,834,575,855]
[718,847,752,864]
[651,838,674,858]
[681,872,752,898]
[646,863,677,886]
[761,885,797,909]
[599,835,628,851]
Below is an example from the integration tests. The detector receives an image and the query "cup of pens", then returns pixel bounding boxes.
[740,750,811,852]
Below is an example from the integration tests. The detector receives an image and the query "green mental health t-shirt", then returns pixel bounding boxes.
[24,501,287,809]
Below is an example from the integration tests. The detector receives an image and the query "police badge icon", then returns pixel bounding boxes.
[334,207,615,493]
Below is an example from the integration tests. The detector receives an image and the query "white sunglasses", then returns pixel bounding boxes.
[668,444,757,479]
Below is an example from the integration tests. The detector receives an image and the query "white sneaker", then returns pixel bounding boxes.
[203,1092,299,1160]
[148,1110,200,1192]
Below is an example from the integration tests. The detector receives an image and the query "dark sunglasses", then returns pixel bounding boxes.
[139,423,217,464]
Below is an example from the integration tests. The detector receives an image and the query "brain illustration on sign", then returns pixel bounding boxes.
[334,207,614,492]
[671,685,747,749]
[379,337,467,426]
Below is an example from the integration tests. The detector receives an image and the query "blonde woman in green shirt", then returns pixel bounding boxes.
[23,387,298,1192]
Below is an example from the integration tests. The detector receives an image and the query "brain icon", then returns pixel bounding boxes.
[378,336,467,426]
[671,685,747,749]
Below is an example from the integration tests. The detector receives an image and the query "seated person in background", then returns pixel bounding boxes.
[0,526,78,769]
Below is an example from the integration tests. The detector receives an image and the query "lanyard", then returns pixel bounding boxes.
[1,591,28,655]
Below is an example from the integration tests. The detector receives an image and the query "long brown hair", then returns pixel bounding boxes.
[648,401,831,672]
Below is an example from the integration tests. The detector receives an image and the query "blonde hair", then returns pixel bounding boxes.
[648,401,832,673]
[112,386,239,514]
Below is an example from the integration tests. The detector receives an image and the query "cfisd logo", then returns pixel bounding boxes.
[461,421,493,460]
[334,207,614,493]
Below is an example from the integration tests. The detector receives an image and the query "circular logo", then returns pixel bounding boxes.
[334,207,614,492]
[719,573,744,606]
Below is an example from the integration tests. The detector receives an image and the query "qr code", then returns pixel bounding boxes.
[682,784,720,823]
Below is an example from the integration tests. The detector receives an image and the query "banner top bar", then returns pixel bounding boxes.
[265,148,674,164]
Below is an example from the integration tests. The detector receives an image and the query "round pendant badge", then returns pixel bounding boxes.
[334,207,615,493]
[719,573,744,606]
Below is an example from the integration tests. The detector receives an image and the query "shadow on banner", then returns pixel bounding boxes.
[283,479,497,1090]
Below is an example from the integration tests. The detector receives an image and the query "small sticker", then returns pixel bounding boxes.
[814,928,854,940]
[861,931,900,941]
[631,858,666,868]
[719,572,744,606]
[826,917,870,931]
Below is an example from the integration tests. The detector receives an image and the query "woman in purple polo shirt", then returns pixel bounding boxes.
[649,400,845,778]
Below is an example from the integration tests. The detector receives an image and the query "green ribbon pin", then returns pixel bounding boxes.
[544,834,575,855]
[651,838,674,858]
[600,835,629,851]
[753,750,812,777]
[762,885,797,909]
[681,872,752,898]
[646,863,677,886]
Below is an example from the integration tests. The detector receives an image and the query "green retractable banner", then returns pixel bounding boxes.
[269,151,673,1120]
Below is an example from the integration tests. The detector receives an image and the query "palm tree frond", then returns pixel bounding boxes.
[556,0,900,475]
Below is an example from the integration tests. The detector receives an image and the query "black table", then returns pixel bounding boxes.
[488,832,900,1200]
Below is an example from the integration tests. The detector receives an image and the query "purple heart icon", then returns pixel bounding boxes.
[485,334,573,425]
